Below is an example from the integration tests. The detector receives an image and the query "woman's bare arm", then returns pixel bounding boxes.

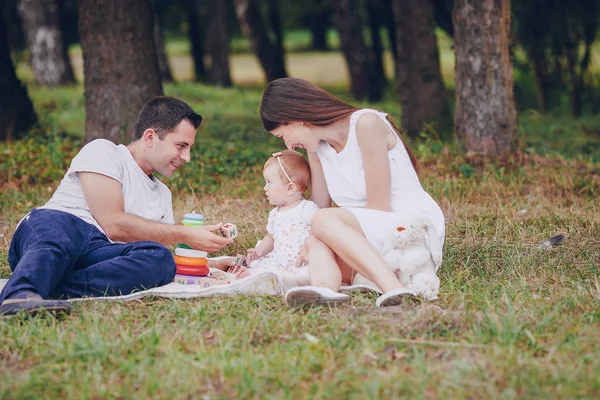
[307,151,332,209]
[355,114,392,212]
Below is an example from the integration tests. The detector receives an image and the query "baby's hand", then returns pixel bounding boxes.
[247,248,262,262]
[294,245,307,268]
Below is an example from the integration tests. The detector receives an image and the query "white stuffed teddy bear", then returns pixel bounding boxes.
[351,214,443,300]
[382,215,443,300]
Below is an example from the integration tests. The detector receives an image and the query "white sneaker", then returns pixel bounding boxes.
[375,288,415,307]
[340,273,383,295]
[285,286,350,308]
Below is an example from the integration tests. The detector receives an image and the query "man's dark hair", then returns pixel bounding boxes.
[132,96,202,141]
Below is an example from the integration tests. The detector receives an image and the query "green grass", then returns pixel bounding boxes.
[1,37,600,398]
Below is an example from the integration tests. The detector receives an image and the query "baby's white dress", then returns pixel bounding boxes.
[250,199,320,276]
[315,109,445,256]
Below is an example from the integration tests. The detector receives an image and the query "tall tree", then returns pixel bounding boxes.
[78,0,163,144]
[382,0,398,69]
[393,0,450,138]
[0,9,37,141]
[514,0,599,115]
[234,0,287,81]
[306,4,330,51]
[188,0,207,82]
[152,0,173,83]
[333,0,383,101]
[453,0,517,157]
[17,0,76,86]
[204,0,232,86]
[366,0,386,85]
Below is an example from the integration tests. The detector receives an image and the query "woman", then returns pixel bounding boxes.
[259,78,445,307]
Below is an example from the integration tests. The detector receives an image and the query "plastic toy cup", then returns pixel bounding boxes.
[184,213,204,221]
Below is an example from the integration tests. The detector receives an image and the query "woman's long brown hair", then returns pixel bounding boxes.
[259,77,419,173]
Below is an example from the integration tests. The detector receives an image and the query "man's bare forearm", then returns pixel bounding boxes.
[102,212,188,246]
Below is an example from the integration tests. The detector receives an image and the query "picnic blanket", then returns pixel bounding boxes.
[0,272,380,303]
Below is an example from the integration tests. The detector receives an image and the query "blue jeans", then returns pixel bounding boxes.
[0,209,176,301]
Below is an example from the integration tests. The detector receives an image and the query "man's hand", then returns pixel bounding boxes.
[184,223,233,253]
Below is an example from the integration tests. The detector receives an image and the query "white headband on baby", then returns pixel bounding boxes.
[272,152,295,186]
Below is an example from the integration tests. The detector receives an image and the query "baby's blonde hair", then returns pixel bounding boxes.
[264,150,311,193]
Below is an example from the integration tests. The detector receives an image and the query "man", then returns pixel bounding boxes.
[0,96,232,316]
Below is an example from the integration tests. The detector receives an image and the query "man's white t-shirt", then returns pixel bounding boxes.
[39,139,174,235]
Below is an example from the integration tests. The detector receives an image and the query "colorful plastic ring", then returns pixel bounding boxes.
[184,213,204,221]
[174,255,209,267]
[177,243,192,249]
[175,247,208,258]
[175,265,209,276]
[183,219,205,226]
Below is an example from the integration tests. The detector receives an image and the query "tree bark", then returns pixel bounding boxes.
[366,0,386,85]
[382,0,398,69]
[333,0,383,101]
[204,0,232,86]
[453,0,517,157]
[17,0,75,86]
[307,9,329,51]
[188,0,207,82]
[0,10,37,141]
[433,0,454,37]
[78,0,163,144]
[393,0,450,138]
[152,1,173,83]
[234,0,287,82]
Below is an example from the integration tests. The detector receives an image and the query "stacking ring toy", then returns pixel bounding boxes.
[175,264,209,276]
[177,243,192,249]
[174,255,208,267]
[175,247,208,258]
[184,213,204,221]
[182,219,205,226]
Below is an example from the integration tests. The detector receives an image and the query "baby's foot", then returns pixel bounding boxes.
[207,256,237,271]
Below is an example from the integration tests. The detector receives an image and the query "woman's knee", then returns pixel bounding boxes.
[304,235,324,252]
[310,209,339,238]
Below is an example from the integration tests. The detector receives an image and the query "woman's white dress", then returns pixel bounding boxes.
[315,109,445,257]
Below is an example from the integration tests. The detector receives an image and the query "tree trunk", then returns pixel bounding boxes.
[234,0,287,82]
[382,0,398,69]
[188,0,207,82]
[333,0,383,101]
[433,0,454,37]
[17,0,75,86]
[453,0,517,157]
[152,1,173,83]
[0,10,37,141]
[393,0,450,138]
[531,43,550,113]
[204,0,232,86]
[78,0,163,144]
[268,0,285,63]
[366,0,386,86]
[308,10,329,51]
